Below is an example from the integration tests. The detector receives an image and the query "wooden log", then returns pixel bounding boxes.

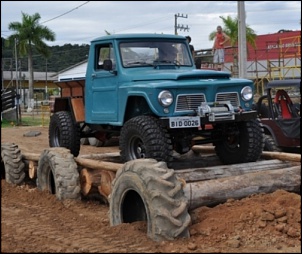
[183,166,300,211]
[80,168,103,196]
[175,159,295,182]
[22,152,40,162]
[192,145,215,153]
[97,170,116,198]
[79,152,120,160]
[28,160,38,179]
[192,145,301,162]
[79,152,121,163]
[261,151,300,162]
[75,157,123,172]
[80,168,116,203]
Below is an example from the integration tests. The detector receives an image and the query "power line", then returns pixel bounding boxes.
[41,1,90,24]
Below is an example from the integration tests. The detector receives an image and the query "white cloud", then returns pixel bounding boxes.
[1,1,301,49]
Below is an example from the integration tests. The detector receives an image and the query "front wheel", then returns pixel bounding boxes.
[215,119,264,164]
[119,115,173,164]
[49,111,81,157]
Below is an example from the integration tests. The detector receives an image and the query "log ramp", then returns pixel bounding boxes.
[21,145,301,208]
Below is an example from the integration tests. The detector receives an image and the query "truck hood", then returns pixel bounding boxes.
[129,69,231,81]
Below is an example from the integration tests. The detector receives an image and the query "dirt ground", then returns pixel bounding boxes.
[1,126,301,253]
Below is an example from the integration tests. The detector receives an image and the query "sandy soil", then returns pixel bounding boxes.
[1,126,301,253]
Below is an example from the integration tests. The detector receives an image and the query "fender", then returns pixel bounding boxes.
[53,97,85,123]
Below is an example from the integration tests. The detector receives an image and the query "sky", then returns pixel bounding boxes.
[1,1,301,50]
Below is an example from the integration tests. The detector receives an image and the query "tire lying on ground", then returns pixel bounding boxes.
[1,143,25,185]
[109,158,191,241]
[36,147,81,200]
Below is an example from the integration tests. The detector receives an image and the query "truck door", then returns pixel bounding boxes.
[86,43,118,123]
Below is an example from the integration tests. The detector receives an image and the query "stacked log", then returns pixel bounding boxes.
[20,149,300,209]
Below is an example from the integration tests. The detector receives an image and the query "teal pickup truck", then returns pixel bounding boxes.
[49,33,264,166]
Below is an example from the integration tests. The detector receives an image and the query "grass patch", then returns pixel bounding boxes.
[2,115,50,128]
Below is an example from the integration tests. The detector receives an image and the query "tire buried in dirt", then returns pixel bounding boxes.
[109,158,191,241]
[1,143,25,185]
[36,147,81,200]
[49,111,81,157]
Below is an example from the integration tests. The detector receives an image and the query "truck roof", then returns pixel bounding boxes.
[91,33,186,42]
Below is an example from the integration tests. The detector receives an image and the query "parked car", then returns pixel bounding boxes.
[253,79,300,153]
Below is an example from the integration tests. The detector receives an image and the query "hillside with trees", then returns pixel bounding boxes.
[2,37,90,73]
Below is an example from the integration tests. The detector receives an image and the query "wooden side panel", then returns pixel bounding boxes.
[57,79,85,98]
[71,98,85,122]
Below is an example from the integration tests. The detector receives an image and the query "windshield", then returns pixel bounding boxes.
[119,41,192,67]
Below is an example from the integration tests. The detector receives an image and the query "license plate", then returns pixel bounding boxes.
[169,117,200,128]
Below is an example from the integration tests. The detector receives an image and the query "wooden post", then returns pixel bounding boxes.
[28,160,38,179]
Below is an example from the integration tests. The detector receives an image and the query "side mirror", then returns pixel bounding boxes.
[103,59,112,71]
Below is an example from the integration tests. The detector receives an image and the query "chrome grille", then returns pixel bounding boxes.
[175,94,206,112]
[216,92,239,107]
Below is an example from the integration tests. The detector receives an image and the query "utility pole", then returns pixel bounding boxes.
[174,13,189,35]
[238,1,247,78]
[45,59,48,100]
[14,38,21,125]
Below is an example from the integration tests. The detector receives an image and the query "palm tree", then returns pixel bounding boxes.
[6,12,56,108]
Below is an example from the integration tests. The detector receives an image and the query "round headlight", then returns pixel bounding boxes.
[241,86,253,101]
[158,90,173,106]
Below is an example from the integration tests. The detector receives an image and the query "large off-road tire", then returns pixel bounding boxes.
[36,147,81,200]
[215,119,264,164]
[109,158,191,241]
[264,135,281,152]
[49,111,81,157]
[1,143,25,185]
[119,115,173,164]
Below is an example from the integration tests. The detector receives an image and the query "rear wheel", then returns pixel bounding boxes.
[119,115,173,165]
[215,119,264,164]
[49,111,81,157]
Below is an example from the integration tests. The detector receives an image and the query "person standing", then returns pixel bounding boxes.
[212,25,230,71]
[186,36,195,59]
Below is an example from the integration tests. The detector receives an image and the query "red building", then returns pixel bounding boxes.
[225,30,301,62]
[223,30,300,94]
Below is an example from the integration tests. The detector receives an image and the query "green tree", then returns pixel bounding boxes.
[209,15,257,48]
[6,12,55,108]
